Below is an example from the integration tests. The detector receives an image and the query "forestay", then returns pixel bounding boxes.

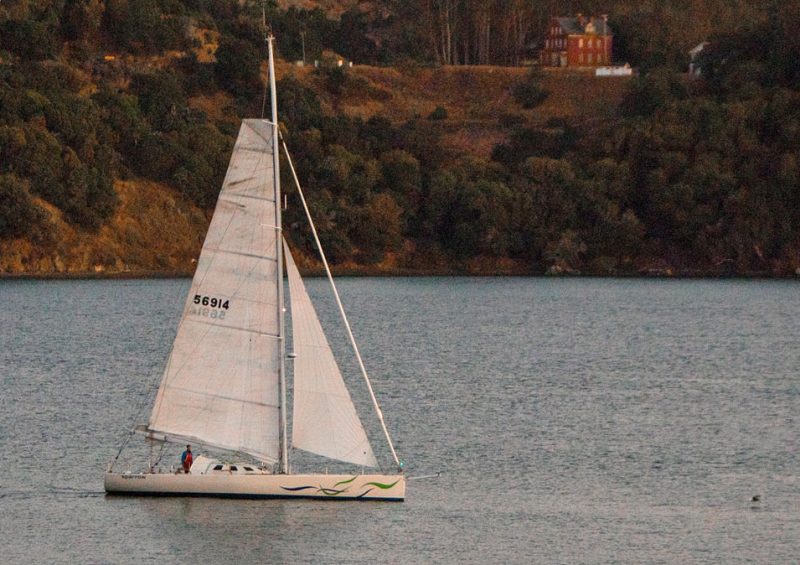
[284,241,378,467]
[148,120,281,463]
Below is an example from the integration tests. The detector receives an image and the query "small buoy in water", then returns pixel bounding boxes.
[751,495,760,502]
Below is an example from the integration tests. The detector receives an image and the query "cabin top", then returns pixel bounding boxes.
[190,455,269,475]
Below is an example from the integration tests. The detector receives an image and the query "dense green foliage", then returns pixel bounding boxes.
[273,6,800,274]
[0,173,45,238]
[0,1,798,275]
[0,61,117,229]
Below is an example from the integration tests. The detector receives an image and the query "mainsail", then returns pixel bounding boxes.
[284,241,378,467]
[148,120,282,463]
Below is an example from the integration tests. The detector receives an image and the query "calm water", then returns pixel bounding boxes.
[0,277,798,563]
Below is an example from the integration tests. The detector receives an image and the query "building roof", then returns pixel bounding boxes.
[556,16,612,37]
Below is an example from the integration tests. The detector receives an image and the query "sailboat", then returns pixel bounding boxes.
[104,36,405,501]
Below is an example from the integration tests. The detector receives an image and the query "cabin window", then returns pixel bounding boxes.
[213,465,223,470]
[244,466,254,471]
[230,465,238,471]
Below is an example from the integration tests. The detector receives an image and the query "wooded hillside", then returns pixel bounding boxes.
[1,1,799,276]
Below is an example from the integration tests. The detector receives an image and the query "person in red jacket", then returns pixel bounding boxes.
[181,445,193,473]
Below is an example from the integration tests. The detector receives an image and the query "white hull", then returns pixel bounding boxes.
[104,472,405,501]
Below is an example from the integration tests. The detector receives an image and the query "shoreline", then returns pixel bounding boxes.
[2,268,799,281]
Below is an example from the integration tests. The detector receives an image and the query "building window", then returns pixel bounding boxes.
[579,38,583,48]
[588,39,593,48]
[588,53,593,64]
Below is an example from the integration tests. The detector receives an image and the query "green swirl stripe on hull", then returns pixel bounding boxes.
[319,487,349,496]
[280,477,401,497]
[361,479,401,490]
[278,485,351,496]
[332,476,358,489]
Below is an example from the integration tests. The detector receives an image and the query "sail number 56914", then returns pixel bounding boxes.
[193,295,230,309]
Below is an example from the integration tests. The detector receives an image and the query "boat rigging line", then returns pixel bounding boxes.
[280,134,404,473]
[107,282,190,472]
[407,472,442,481]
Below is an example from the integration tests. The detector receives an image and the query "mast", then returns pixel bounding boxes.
[267,34,288,474]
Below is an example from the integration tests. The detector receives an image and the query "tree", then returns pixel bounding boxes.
[61,0,104,45]
[129,71,187,131]
[215,36,262,97]
[545,230,587,273]
[335,7,378,64]
[102,0,187,54]
[277,76,323,131]
[378,149,421,219]
[512,67,548,109]
[620,67,687,117]
[0,19,59,60]
[351,193,404,263]
[0,174,44,238]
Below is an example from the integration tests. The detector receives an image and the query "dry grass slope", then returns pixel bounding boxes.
[0,180,207,276]
[278,62,630,158]
[2,63,630,276]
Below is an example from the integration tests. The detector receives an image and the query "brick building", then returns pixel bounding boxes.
[540,14,613,67]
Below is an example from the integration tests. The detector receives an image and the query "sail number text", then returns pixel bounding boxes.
[193,295,230,309]
[189,295,230,320]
